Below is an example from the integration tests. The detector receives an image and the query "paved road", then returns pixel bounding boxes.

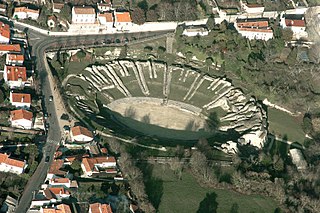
[14,22,175,212]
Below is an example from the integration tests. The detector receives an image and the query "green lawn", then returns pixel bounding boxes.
[268,108,305,143]
[150,164,278,213]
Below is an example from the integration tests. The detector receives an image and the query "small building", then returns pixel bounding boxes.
[30,189,56,208]
[98,12,113,29]
[13,7,40,20]
[182,25,209,37]
[280,13,307,39]
[0,3,7,16]
[0,153,27,174]
[10,109,33,129]
[4,65,27,88]
[41,204,72,213]
[289,148,307,170]
[70,126,94,142]
[6,53,24,65]
[97,0,112,12]
[72,6,96,24]
[46,159,67,181]
[235,18,273,41]
[89,203,113,213]
[10,91,31,108]
[45,187,71,200]
[49,177,71,188]
[241,1,264,14]
[0,21,10,44]
[81,156,117,177]
[114,11,132,31]
[52,3,64,13]
[0,44,21,55]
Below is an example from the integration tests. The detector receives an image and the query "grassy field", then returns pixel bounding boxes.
[268,108,305,143]
[149,164,278,213]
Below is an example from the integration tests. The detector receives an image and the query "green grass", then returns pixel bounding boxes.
[150,164,278,213]
[268,108,305,143]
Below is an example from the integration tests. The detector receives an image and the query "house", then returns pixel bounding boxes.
[89,203,113,213]
[30,189,56,208]
[10,92,31,108]
[97,0,112,12]
[289,148,307,170]
[13,7,40,20]
[182,25,209,37]
[0,153,27,174]
[81,156,117,177]
[45,187,70,200]
[0,21,10,43]
[70,126,94,142]
[98,12,113,29]
[53,2,64,13]
[240,0,264,14]
[10,109,33,129]
[6,53,24,65]
[46,159,67,180]
[41,204,72,213]
[280,13,307,39]
[49,177,71,188]
[114,11,132,31]
[4,65,27,88]
[0,44,21,55]
[235,18,273,41]
[72,6,96,24]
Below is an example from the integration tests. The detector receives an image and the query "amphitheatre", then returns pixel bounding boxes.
[62,59,268,148]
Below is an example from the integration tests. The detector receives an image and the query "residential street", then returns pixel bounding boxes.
[14,22,174,212]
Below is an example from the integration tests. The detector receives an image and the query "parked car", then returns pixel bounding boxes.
[49,96,53,102]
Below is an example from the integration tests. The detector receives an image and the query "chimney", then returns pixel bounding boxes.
[21,95,24,103]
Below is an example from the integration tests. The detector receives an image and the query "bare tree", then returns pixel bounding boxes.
[107,137,121,154]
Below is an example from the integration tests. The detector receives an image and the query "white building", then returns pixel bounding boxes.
[280,13,307,39]
[98,12,114,29]
[4,65,28,88]
[49,178,71,188]
[240,0,264,14]
[70,126,94,142]
[182,26,209,37]
[72,6,96,24]
[81,156,117,177]
[235,18,273,41]
[6,53,24,65]
[13,7,39,20]
[10,92,31,108]
[0,153,27,174]
[0,21,10,44]
[52,3,64,13]
[97,0,112,12]
[10,109,33,129]
[114,11,132,31]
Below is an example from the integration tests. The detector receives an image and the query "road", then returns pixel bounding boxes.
[14,22,174,213]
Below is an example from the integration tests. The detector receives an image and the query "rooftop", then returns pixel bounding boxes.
[43,204,72,213]
[0,21,10,39]
[14,7,39,14]
[7,53,24,61]
[98,13,113,22]
[90,203,113,213]
[48,159,67,176]
[82,156,116,173]
[11,92,31,104]
[0,44,21,52]
[5,65,27,81]
[71,126,93,138]
[0,153,25,168]
[115,12,131,22]
[10,109,33,121]
[73,6,95,15]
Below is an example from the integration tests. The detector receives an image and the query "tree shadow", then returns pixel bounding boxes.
[206,112,220,131]
[196,192,218,213]
[142,114,151,124]
[185,120,195,131]
[124,106,136,119]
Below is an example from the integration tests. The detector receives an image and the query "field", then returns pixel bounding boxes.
[268,108,305,143]
[148,164,278,213]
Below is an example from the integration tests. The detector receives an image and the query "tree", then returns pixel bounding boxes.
[0,90,4,104]
[146,10,158,22]
[302,113,313,134]
[23,145,39,164]
[196,192,218,213]
[206,15,215,30]
[230,203,239,213]
[60,4,72,22]
[108,138,121,154]
[280,28,293,41]
[131,8,146,25]
[70,159,81,171]
[76,50,86,60]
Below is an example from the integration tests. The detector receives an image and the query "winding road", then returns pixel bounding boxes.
[13,22,175,213]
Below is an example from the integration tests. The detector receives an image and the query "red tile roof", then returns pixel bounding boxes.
[116,12,131,22]
[8,53,24,61]
[14,7,39,14]
[11,109,33,121]
[11,92,31,104]
[52,177,70,184]
[238,28,273,33]
[48,159,67,175]
[0,44,21,52]
[90,203,113,213]
[71,126,93,138]
[0,153,25,168]
[0,21,10,39]
[82,156,116,173]
[43,204,72,213]
[246,3,264,8]
[98,13,113,22]
[285,19,305,27]
[48,187,70,195]
[237,20,269,28]
[5,66,27,81]
[73,6,95,14]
